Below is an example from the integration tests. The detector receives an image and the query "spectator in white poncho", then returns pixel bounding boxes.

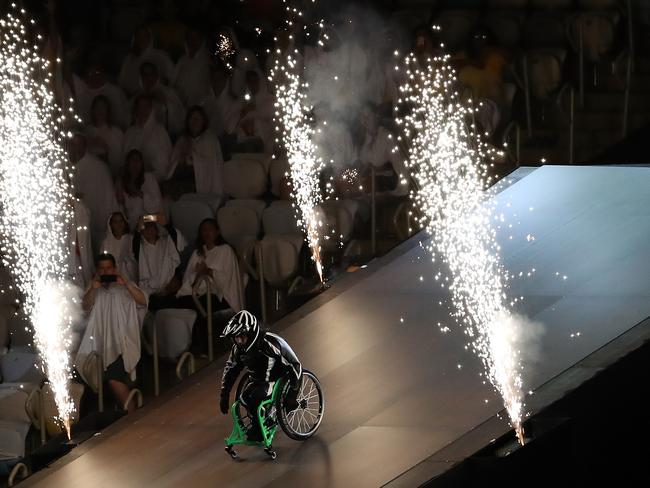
[232,70,274,154]
[201,61,239,139]
[133,219,184,311]
[131,62,186,138]
[172,27,211,107]
[72,62,129,129]
[167,106,224,198]
[123,95,173,182]
[115,149,163,230]
[176,218,243,353]
[76,253,147,413]
[69,133,119,250]
[99,212,136,282]
[85,95,124,176]
[118,25,174,97]
[356,103,409,197]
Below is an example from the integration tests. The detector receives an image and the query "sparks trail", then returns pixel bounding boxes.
[270,3,325,282]
[396,52,525,444]
[0,6,79,438]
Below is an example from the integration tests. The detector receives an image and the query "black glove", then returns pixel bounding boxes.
[220,393,230,415]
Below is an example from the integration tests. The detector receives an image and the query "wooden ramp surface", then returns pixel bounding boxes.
[23,166,650,487]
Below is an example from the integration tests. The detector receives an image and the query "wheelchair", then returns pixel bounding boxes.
[224,368,324,460]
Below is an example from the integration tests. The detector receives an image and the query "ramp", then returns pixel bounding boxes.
[23,166,650,487]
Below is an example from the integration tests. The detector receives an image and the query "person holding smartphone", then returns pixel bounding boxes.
[76,253,147,412]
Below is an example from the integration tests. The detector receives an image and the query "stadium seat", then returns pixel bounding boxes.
[148,308,196,362]
[526,48,567,100]
[0,386,30,460]
[569,11,620,63]
[229,152,272,174]
[258,201,305,290]
[217,204,262,257]
[224,198,267,219]
[223,158,267,199]
[179,193,224,213]
[0,350,43,385]
[269,157,291,198]
[317,200,358,252]
[170,199,215,246]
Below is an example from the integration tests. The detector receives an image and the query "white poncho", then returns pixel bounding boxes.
[120,172,163,230]
[86,123,124,175]
[172,43,211,107]
[201,83,240,137]
[123,111,173,182]
[75,284,147,381]
[130,82,186,138]
[169,131,225,195]
[72,75,129,129]
[358,126,409,196]
[119,40,175,96]
[177,244,244,312]
[137,233,180,296]
[73,152,119,247]
[99,213,136,282]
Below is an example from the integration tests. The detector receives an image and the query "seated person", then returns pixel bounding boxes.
[176,218,244,352]
[133,217,184,311]
[75,253,147,413]
[100,211,136,283]
[219,310,302,441]
[232,70,274,154]
[167,106,225,199]
[116,149,163,231]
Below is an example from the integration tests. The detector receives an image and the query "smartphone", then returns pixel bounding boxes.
[100,274,117,283]
[143,214,158,223]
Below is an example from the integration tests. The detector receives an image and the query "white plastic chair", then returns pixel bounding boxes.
[269,157,291,198]
[229,152,272,174]
[223,158,267,199]
[170,199,215,246]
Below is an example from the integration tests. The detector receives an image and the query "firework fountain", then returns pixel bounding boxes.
[396,52,526,444]
[270,5,326,283]
[0,6,78,438]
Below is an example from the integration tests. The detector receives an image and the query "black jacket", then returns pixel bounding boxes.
[221,331,302,396]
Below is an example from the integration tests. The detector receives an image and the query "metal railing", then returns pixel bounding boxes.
[192,274,215,362]
[175,352,195,380]
[123,388,143,411]
[151,318,196,397]
[25,384,46,445]
[255,243,268,323]
[8,462,29,487]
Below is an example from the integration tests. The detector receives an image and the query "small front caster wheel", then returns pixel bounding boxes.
[225,446,238,460]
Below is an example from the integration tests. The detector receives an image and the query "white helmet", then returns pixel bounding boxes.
[221,310,259,349]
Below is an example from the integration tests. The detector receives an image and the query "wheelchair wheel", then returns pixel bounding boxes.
[275,369,324,441]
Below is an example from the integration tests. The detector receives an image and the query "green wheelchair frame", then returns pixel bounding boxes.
[224,378,284,459]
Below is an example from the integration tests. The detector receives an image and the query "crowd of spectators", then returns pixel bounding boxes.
[9,2,636,469]
[0,0,528,425]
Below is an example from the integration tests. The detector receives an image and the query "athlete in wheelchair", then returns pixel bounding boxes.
[219,310,324,459]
